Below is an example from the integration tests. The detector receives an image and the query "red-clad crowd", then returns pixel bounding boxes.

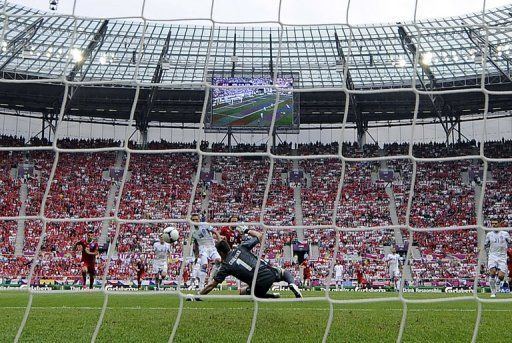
[0,137,509,289]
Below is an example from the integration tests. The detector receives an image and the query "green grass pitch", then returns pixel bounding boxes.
[1,291,511,342]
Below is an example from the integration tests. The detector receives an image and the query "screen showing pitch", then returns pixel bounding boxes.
[209,77,295,130]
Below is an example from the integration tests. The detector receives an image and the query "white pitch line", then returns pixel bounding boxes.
[216,97,289,122]
[216,93,272,111]
[3,306,512,312]
[216,93,289,116]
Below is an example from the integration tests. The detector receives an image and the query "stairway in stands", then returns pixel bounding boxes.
[379,148,403,245]
[385,187,403,245]
[14,179,28,256]
[99,151,124,244]
[292,154,304,240]
[310,244,320,260]
[200,155,212,213]
[379,148,413,281]
[283,242,293,262]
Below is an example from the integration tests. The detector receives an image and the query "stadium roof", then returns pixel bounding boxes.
[0,2,511,128]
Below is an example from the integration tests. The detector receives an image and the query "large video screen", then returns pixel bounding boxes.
[209,77,296,130]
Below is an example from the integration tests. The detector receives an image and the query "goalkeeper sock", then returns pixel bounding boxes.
[209,263,220,283]
[82,272,87,287]
[89,276,94,289]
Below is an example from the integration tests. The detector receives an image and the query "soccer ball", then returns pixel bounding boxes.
[162,226,179,243]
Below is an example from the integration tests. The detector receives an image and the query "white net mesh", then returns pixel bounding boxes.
[0,0,511,342]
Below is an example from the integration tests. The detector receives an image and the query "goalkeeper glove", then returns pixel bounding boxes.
[236,225,249,235]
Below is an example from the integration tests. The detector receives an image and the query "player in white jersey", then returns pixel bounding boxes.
[484,230,511,297]
[191,213,221,283]
[334,261,344,290]
[153,234,171,290]
[189,249,206,290]
[384,247,402,291]
[190,258,201,289]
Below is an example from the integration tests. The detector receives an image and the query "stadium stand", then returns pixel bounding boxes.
[0,139,507,288]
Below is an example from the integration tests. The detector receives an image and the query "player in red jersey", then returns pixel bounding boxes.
[356,264,366,288]
[133,258,146,290]
[214,215,244,290]
[218,215,243,248]
[302,259,312,290]
[183,263,191,289]
[74,230,99,289]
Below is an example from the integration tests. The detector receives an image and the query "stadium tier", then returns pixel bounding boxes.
[1,138,510,290]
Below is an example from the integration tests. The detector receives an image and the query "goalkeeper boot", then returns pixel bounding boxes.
[289,284,303,299]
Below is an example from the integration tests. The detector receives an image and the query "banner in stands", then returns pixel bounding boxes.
[17,164,34,178]
[289,170,303,183]
[293,241,309,252]
[0,283,485,294]
[109,167,124,181]
[379,170,394,182]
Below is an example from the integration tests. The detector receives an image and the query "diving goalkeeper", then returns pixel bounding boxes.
[199,228,302,299]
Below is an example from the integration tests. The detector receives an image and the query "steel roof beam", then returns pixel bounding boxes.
[231,33,236,78]
[269,33,274,80]
[334,30,367,142]
[464,27,512,83]
[66,20,109,82]
[136,29,173,136]
[397,25,449,135]
[62,20,109,123]
[0,18,44,71]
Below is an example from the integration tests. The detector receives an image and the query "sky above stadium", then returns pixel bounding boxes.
[6,0,512,25]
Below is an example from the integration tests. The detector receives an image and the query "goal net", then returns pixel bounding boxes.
[0,0,511,342]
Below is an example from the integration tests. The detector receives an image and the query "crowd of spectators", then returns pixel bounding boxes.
[0,137,509,289]
[44,152,117,218]
[120,153,198,220]
[410,230,479,287]
[208,156,268,222]
[387,143,477,228]
[301,158,341,225]
[483,141,512,227]
[264,160,296,225]
[0,151,22,217]
[302,229,394,286]
[338,162,391,228]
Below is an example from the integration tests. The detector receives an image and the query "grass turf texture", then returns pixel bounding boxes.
[1,291,511,342]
